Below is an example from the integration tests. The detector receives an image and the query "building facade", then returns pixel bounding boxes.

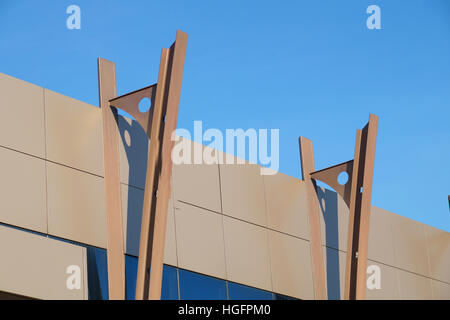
[0,73,449,300]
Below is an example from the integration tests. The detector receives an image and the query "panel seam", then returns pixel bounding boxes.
[43,88,49,235]
[262,175,275,293]
[217,163,229,298]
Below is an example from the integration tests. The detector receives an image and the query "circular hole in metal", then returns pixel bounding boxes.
[138,97,151,113]
[124,129,131,147]
[337,171,349,185]
[321,198,326,210]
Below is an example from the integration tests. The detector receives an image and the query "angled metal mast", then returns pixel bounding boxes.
[98,30,188,300]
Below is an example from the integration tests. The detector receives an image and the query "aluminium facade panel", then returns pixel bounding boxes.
[0,224,88,300]
[172,141,222,213]
[367,206,397,266]
[431,280,450,300]
[425,224,450,284]
[391,212,431,277]
[174,201,226,279]
[0,73,45,158]
[364,260,400,300]
[220,162,268,227]
[397,269,433,300]
[46,162,107,248]
[44,89,104,177]
[268,230,314,299]
[0,147,46,233]
[223,216,273,292]
[263,171,310,240]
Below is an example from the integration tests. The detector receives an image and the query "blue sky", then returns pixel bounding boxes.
[0,0,449,231]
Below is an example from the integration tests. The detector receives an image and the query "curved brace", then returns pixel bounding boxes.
[310,160,354,207]
[109,84,157,136]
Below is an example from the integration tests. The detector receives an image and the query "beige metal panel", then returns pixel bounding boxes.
[0,225,88,300]
[268,230,314,299]
[0,73,45,158]
[397,269,433,300]
[164,197,178,267]
[425,224,450,284]
[367,206,396,266]
[318,188,349,252]
[220,162,268,226]
[0,147,46,233]
[172,141,221,213]
[120,183,177,266]
[117,116,149,189]
[365,260,400,300]
[223,216,272,291]
[322,249,401,300]
[432,280,450,300]
[174,201,226,279]
[391,213,430,277]
[44,89,104,177]
[47,162,107,248]
[263,172,309,240]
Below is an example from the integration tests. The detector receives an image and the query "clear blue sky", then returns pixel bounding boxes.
[0,0,449,231]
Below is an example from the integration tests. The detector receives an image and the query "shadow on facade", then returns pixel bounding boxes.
[117,116,148,256]
[317,187,341,300]
[86,115,149,300]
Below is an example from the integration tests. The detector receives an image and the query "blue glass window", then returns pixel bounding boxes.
[125,257,178,300]
[179,269,227,300]
[125,255,138,300]
[228,282,273,300]
[273,293,297,300]
[161,265,179,300]
[86,246,108,300]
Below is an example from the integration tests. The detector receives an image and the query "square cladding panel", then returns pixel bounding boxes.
[263,171,310,240]
[220,162,268,226]
[45,89,104,177]
[46,162,107,249]
[174,201,226,279]
[172,140,222,214]
[0,225,88,300]
[0,147,47,233]
[223,216,272,292]
[0,73,45,158]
